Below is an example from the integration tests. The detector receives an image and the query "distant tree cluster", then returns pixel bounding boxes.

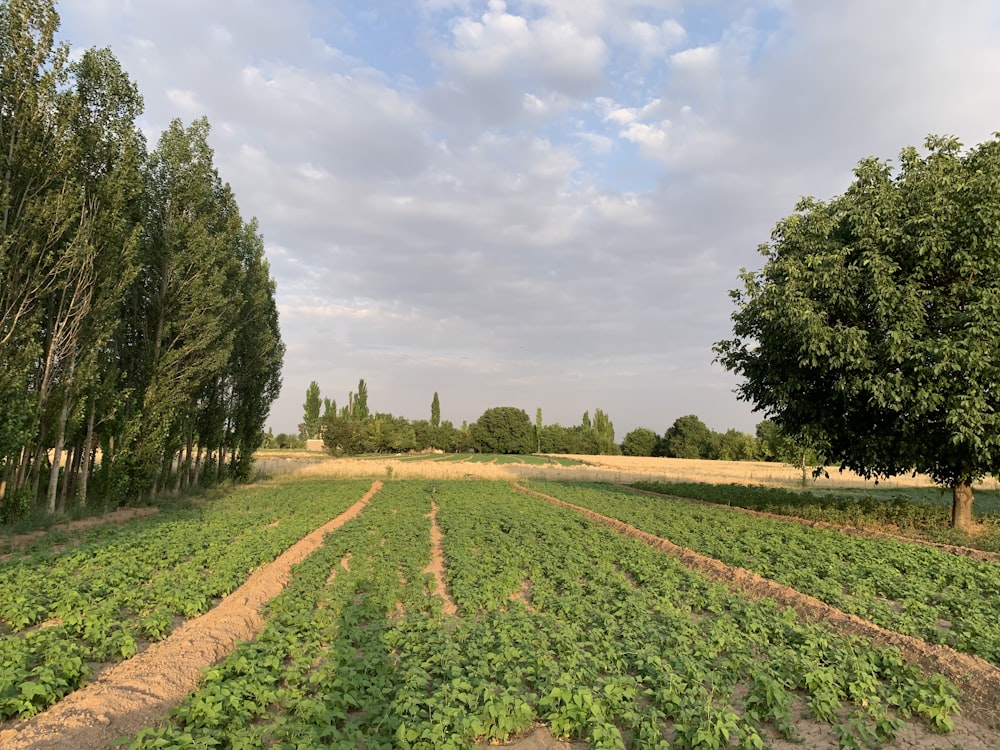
[294,384,625,457]
[0,0,283,521]
[536,409,620,455]
[620,416,819,466]
[292,380,817,467]
[304,381,473,456]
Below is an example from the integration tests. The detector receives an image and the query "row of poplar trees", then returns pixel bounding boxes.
[0,0,284,520]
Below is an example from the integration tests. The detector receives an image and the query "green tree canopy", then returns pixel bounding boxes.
[622,427,658,457]
[715,135,1000,530]
[301,381,321,439]
[659,415,717,459]
[470,406,534,454]
[591,408,619,455]
[430,392,440,428]
[353,378,369,421]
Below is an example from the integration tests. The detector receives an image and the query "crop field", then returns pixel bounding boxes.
[3,478,1000,749]
[0,480,374,722]
[524,482,1000,667]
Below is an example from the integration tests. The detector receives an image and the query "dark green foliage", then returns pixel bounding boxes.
[353,378,370,421]
[301,381,322,440]
[716,429,760,461]
[0,2,283,512]
[621,427,659,457]
[470,407,535,454]
[716,135,1000,529]
[430,392,440,429]
[320,414,367,455]
[658,415,717,459]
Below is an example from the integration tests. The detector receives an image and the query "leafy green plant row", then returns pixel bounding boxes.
[130,480,440,749]
[131,480,961,749]
[533,481,1000,668]
[0,479,372,721]
[431,482,957,749]
[631,480,1000,551]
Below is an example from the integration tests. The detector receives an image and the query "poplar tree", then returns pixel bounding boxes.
[0,0,79,504]
[110,118,239,499]
[430,391,440,428]
[353,378,369,421]
[302,381,321,439]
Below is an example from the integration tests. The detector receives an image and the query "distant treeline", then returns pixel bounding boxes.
[276,382,812,464]
[620,416,820,464]
[0,1,283,522]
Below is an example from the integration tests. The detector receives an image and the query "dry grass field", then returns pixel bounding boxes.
[255,450,998,492]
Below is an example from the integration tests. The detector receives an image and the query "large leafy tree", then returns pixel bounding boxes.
[471,406,534,454]
[0,0,78,502]
[715,135,1000,531]
[353,378,370,421]
[224,219,284,479]
[658,415,717,459]
[591,407,619,455]
[110,118,241,499]
[622,427,658,457]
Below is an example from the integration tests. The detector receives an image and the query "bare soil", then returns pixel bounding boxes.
[514,483,1000,748]
[425,501,458,616]
[0,482,382,750]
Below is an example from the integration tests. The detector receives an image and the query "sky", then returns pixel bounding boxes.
[56,0,1000,439]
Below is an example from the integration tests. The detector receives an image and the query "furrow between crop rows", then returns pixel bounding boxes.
[425,500,458,617]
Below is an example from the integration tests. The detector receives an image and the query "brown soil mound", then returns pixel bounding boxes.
[0,482,382,750]
[425,501,458,616]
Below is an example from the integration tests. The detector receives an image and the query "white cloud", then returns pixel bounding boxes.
[165,88,201,113]
[439,0,608,98]
[625,18,686,61]
[53,0,1000,440]
[576,131,614,153]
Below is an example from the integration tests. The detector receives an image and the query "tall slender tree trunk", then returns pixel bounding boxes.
[193,444,204,487]
[48,382,74,512]
[182,430,194,490]
[63,442,81,507]
[13,445,28,492]
[952,479,974,532]
[30,441,46,504]
[78,402,96,505]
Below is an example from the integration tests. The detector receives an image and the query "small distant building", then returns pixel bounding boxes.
[305,439,325,452]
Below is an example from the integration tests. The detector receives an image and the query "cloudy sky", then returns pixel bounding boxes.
[57,0,1000,439]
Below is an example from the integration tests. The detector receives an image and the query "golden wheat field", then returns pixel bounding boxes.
[253,450,992,492]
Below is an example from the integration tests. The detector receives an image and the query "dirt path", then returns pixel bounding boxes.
[515,483,1000,747]
[0,481,382,750]
[424,501,458,616]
